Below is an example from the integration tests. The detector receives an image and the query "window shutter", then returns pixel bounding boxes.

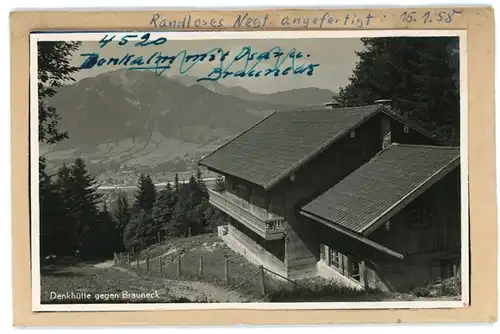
[342,254,349,276]
[320,244,327,261]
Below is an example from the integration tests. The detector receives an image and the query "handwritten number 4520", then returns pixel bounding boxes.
[99,33,167,48]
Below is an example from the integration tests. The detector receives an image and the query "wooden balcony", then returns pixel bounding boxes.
[208,188,286,240]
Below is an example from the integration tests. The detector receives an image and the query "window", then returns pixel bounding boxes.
[350,130,356,138]
[351,260,361,282]
[329,248,340,268]
[320,245,328,261]
[327,247,345,273]
[324,245,361,282]
[409,198,432,229]
[409,208,431,228]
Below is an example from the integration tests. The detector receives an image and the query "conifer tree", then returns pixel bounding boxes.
[95,203,122,255]
[214,175,226,193]
[114,193,131,238]
[54,163,78,252]
[334,37,460,145]
[195,168,208,197]
[133,173,157,213]
[153,183,178,237]
[170,199,188,237]
[188,175,199,196]
[38,41,82,257]
[123,210,158,251]
[71,158,102,206]
[69,158,102,257]
[173,173,180,193]
[54,163,73,206]
[39,161,68,257]
[51,159,102,257]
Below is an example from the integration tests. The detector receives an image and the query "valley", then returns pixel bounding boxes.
[41,68,336,184]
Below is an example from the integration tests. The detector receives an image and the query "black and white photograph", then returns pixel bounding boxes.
[30,30,468,311]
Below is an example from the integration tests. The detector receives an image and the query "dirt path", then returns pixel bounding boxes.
[94,260,115,268]
[162,278,247,303]
[93,259,247,303]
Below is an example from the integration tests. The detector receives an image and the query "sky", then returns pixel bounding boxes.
[70,38,364,94]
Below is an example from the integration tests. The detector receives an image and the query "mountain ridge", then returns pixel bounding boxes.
[170,74,337,105]
[43,69,336,175]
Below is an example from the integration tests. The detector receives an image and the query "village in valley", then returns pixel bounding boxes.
[38,35,462,304]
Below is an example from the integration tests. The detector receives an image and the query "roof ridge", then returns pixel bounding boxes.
[289,105,444,145]
[291,104,380,113]
[330,104,379,110]
[365,142,460,165]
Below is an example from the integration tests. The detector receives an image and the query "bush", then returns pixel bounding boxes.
[412,276,461,298]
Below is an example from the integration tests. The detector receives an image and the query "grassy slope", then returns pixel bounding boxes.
[41,261,175,304]
[123,233,270,300]
[41,234,462,304]
[41,256,247,304]
[127,233,462,303]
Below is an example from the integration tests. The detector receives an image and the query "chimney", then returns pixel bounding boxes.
[374,99,393,108]
[376,99,392,149]
[374,98,402,115]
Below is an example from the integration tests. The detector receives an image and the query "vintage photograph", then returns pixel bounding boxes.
[30,31,467,310]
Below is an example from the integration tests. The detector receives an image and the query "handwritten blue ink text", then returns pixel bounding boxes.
[79,33,321,82]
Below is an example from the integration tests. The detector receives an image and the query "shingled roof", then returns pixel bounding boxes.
[199,105,386,189]
[300,144,460,236]
[200,106,366,188]
[199,105,440,190]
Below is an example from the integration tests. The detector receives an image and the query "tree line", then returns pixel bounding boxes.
[40,159,226,259]
[119,170,226,252]
[37,42,228,261]
[39,157,119,259]
[333,37,460,145]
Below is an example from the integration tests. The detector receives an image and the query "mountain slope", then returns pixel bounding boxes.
[43,69,336,175]
[49,69,286,150]
[171,74,336,106]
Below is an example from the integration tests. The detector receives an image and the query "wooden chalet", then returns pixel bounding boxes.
[198,104,461,292]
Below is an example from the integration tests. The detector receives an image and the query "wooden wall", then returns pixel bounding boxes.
[272,114,388,277]
[301,167,461,292]
[368,167,461,259]
[216,112,446,281]
[225,175,269,211]
[226,219,287,276]
[390,118,440,145]
[355,168,461,291]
